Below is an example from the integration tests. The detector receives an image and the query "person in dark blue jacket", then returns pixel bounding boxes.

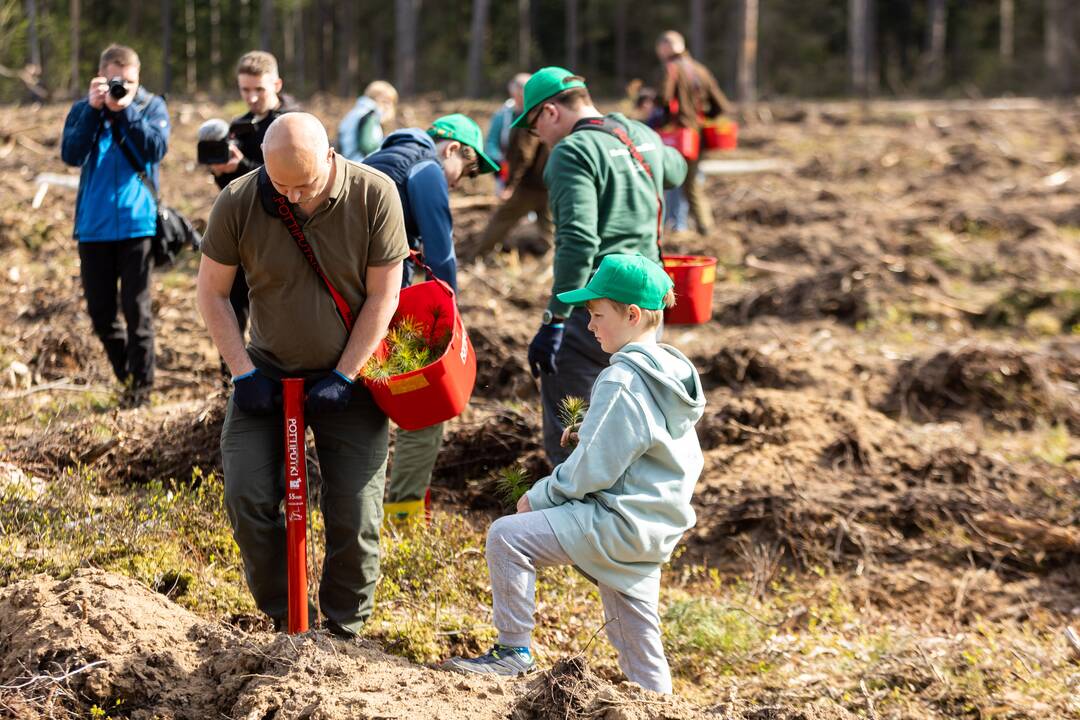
[363,114,498,522]
[61,44,170,407]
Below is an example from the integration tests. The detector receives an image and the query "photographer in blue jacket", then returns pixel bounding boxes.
[61,44,170,407]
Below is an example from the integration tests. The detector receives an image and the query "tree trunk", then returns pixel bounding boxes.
[517,0,530,68]
[924,0,946,88]
[294,3,307,95]
[395,0,420,97]
[736,0,758,103]
[614,0,627,90]
[339,1,360,97]
[999,0,1014,67]
[260,0,273,52]
[185,0,197,95]
[565,0,578,69]
[466,0,490,97]
[69,0,80,96]
[162,0,172,95]
[209,0,222,93]
[690,0,706,60]
[25,0,41,70]
[848,0,869,96]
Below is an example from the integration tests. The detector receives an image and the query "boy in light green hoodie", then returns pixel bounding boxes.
[443,254,705,693]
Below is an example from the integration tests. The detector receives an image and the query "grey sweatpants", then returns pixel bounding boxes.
[486,511,673,694]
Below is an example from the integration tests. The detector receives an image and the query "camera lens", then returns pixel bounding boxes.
[108,78,128,100]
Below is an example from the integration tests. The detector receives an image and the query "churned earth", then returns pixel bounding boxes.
[0,95,1078,718]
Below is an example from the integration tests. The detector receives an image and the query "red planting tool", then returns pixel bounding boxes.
[283,378,309,634]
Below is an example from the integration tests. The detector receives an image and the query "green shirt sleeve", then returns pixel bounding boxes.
[545,142,601,318]
[200,183,242,266]
[365,175,410,267]
[659,145,688,190]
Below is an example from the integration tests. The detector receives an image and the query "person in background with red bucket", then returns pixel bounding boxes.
[196,113,410,637]
[514,67,687,465]
[443,254,706,690]
[362,114,500,523]
[652,30,732,237]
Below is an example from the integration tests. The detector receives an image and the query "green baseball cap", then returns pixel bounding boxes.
[428,114,500,174]
[511,66,588,129]
[557,254,673,310]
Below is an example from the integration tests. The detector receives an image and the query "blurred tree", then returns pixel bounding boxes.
[395,0,419,96]
[736,0,757,102]
[468,0,491,97]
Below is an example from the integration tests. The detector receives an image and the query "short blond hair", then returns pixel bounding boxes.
[589,290,676,331]
[236,51,279,77]
[99,44,139,71]
[364,80,399,105]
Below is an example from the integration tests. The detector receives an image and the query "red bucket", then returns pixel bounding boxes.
[703,118,738,151]
[363,275,477,431]
[663,255,718,325]
[659,125,701,161]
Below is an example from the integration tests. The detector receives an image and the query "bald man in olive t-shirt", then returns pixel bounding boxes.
[197,113,409,637]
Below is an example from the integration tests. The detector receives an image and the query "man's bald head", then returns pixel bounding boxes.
[262,113,334,205]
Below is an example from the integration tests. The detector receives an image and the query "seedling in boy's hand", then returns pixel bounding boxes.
[495,464,532,505]
[557,395,588,448]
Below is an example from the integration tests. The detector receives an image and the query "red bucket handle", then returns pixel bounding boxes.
[407,249,456,300]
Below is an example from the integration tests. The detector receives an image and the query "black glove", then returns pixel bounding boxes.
[231,369,280,415]
[305,370,354,415]
[528,323,565,378]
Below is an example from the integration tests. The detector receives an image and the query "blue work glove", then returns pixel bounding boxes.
[231,369,280,415]
[305,370,354,415]
[528,323,565,378]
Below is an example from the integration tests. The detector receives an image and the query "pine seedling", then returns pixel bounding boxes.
[495,465,533,505]
[558,395,589,448]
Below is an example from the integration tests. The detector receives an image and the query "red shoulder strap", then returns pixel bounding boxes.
[270,194,355,333]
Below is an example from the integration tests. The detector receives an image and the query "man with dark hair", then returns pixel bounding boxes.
[205,50,298,339]
[514,67,687,464]
[653,30,731,236]
[61,44,170,407]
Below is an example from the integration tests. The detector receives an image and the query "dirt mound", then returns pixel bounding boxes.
[688,389,1079,571]
[470,326,537,400]
[511,656,856,720]
[0,570,521,719]
[696,343,813,390]
[720,265,882,325]
[881,343,1079,430]
[9,399,225,482]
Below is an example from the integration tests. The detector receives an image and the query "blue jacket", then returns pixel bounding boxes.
[363,129,457,292]
[484,100,515,165]
[61,88,170,242]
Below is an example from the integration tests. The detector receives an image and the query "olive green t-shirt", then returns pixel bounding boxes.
[201,153,409,374]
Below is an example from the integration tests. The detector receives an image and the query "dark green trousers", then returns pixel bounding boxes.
[221,387,388,635]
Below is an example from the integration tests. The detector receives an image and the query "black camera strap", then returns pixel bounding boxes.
[109,93,161,207]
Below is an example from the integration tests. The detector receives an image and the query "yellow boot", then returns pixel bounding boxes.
[384,499,427,527]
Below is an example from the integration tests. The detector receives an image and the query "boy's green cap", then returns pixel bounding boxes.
[511,66,588,129]
[556,254,673,310]
[428,114,500,174]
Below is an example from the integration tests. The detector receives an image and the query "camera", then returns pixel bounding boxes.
[107,76,128,100]
[197,118,235,165]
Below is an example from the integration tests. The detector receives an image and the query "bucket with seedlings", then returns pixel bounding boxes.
[362,252,477,430]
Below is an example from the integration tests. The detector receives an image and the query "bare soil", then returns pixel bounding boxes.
[1,95,1078,717]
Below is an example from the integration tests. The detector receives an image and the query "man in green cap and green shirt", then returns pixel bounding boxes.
[516,66,688,464]
[363,113,499,522]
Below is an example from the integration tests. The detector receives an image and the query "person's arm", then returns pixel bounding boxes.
[334,261,403,379]
[525,379,652,511]
[197,255,252,376]
[61,102,101,167]
[700,63,732,117]
[406,162,457,292]
[545,145,600,318]
[356,112,384,158]
[659,145,688,191]
[506,129,539,191]
[114,94,169,163]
